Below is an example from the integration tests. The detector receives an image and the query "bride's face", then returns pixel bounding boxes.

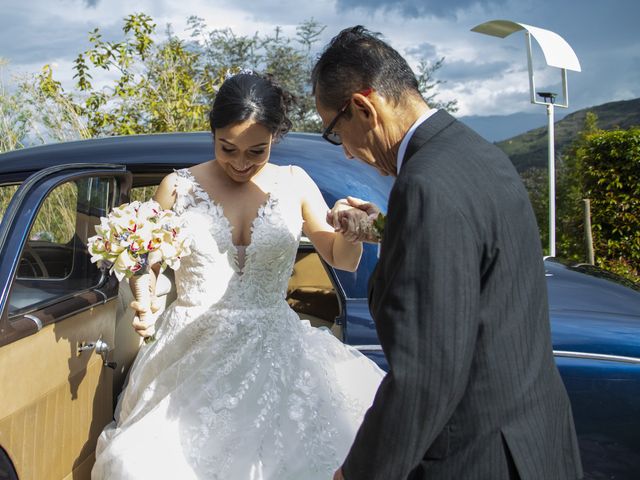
[214,119,273,183]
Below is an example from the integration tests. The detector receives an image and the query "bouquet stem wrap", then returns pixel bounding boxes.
[132,269,153,324]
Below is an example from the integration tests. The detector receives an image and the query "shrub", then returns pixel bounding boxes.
[578,127,640,282]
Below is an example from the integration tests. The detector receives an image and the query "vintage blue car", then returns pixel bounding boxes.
[0,132,638,479]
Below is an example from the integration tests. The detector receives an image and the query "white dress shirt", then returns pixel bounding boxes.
[396,108,438,175]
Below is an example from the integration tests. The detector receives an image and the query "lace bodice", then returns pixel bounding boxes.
[171,168,303,310]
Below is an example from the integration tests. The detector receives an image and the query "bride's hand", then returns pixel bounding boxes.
[130,301,160,338]
[327,196,382,243]
[326,199,353,231]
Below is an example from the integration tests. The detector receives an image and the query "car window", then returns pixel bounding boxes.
[29,181,77,245]
[131,185,157,203]
[0,184,20,224]
[9,176,113,317]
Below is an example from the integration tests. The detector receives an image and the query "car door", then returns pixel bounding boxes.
[0,164,131,480]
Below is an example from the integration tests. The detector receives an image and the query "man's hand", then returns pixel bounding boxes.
[327,196,382,243]
[333,467,345,480]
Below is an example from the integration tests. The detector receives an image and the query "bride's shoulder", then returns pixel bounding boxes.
[275,164,312,182]
[187,160,215,177]
[156,164,205,210]
[154,172,181,210]
[273,164,317,196]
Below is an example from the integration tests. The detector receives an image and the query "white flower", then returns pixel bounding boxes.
[113,250,139,281]
[87,199,191,281]
[137,199,161,222]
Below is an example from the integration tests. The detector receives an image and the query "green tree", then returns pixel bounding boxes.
[70,13,212,136]
[14,13,213,139]
[71,13,157,136]
[520,112,639,283]
[143,35,211,132]
[555,112,600,261]
[1,59,90,150]
[520,167,549,251]
[3,13,459,145]
[25,64,91,142]
[416,57,458,113]
[0,59,29,152]
[187,17,326,132]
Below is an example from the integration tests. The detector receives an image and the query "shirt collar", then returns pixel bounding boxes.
[396,108,438,174]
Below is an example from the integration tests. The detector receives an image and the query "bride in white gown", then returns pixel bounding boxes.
[92,73,384,479]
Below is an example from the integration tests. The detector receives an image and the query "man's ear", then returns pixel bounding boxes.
[351,92,379,129]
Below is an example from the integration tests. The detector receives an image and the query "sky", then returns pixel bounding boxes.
[1,0,638,130]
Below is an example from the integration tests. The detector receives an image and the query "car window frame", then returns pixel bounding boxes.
[0,164,131,347]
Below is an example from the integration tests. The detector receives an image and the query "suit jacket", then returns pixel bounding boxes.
[342,110,583,480]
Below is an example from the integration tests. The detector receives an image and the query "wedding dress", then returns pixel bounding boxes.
[92,167,385,480]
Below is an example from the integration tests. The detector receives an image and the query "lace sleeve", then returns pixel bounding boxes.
[172,169,192,215]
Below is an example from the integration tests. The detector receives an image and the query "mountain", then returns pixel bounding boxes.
[496,98,640,172]
[460,111,568,143]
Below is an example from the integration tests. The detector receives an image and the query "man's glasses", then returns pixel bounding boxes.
[321,88,373,146]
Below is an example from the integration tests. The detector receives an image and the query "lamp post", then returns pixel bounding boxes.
[470,20,581,257]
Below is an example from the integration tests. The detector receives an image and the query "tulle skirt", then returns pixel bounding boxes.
[92,301,384,479]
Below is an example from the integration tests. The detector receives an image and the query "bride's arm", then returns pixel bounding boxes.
[129,172,179,338]
[148,171,180,276]
[153,172,178,210]
[295,166,363,272]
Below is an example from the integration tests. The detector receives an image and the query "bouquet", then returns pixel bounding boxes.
[88,200,191,341]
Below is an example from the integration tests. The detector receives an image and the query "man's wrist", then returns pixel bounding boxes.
[358,219,381,243]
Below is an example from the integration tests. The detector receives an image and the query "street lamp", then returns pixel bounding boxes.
[470,20,581,257]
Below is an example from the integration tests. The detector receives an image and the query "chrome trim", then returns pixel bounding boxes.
[299,235,312,246]
[93,289,108,304]
[354,345,383,351]
[352,347,640,364]
[23,314,43,331]
[554,350,640,364]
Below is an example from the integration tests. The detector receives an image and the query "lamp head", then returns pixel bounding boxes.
[537,91,557,104]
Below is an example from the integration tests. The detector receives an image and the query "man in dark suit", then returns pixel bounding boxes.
[312,26,583,480]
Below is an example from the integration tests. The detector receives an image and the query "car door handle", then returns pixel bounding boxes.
[77,337,117,369]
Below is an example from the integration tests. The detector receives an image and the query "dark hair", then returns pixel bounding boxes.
[209,72,293,142]
[311,26,421,111]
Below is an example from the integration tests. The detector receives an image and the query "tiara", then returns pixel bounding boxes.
[224,68,255,80]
